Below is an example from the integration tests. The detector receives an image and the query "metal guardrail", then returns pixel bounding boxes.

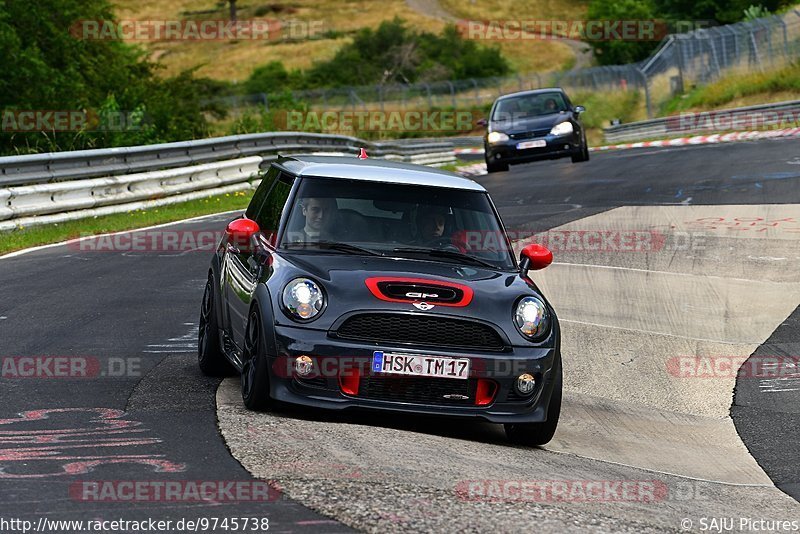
[603,99,800,143]
[0,132,456,188]
[0,132,457,231]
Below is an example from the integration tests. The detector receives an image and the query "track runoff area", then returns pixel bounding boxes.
[0,137,798,532]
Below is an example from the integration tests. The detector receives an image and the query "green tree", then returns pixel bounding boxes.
[303,18,510,88]
[586,0,661,65]
[0,0,216,155]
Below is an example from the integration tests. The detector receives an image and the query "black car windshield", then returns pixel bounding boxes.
[280,177,516,270]
[492,92,568,120]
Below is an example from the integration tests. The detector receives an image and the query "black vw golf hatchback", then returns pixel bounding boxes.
[199,155,562,445]
[482,88,589,173]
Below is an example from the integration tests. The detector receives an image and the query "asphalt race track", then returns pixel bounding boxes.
[1,138,799,532]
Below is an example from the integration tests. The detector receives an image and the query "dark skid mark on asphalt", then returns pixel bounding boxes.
[732,304,800,502]
[0,215,352,532]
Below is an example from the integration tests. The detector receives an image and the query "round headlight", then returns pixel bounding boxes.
[514,296,550,340]
[550,121,574,136]
[487,131,509,144]
[282,278,325,321]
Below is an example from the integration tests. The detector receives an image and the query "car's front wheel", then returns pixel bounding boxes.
[486,158,509,173]
[241,308,273,411]
[571,137,590,163]
[504,360,562,446]
[198,275,233,376]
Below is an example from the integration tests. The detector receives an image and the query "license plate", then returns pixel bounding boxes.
[372,351,470,380]
[517,139,547,149]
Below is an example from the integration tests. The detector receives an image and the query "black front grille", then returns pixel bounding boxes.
[334,314,506,351]
[510,128,550,140]
[359,374,476,405]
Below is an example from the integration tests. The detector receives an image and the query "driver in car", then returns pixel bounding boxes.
[294,197,337,242]
[415,208,448,244]
[544,98,559,113]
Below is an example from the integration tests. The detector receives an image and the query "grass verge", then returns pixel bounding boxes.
[0,191,253,257]
[661,62,800,114]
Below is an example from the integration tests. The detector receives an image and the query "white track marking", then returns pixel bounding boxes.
[0,210,242,260]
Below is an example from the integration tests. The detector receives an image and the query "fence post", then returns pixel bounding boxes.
[470,78,479,106]
[446,81,456,109]
[675,38,685,93]
[779,17,789,59]
[637,68,652,118]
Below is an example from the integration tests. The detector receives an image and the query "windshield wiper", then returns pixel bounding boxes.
[285,241,384,256]
[391,247,499,269]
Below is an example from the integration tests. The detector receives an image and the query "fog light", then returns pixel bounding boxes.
[294,355,313,377]
[564,144,569,150]
[516,373,536,395]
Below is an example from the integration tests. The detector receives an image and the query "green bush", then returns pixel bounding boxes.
[303,18,510,88]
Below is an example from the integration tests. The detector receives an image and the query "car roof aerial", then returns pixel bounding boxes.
[274,155,487,192]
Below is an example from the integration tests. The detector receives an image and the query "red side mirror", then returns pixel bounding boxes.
[520,243,553,274]
[226,218,260,253]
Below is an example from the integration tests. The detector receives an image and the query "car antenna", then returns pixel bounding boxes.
[357,148,369,159]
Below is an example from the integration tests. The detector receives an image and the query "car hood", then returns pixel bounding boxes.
[269,252,551,343]
[491,112,571,134]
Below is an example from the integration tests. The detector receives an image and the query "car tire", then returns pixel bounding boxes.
[486,159,509,173]
[504,359,562,446]
[571,139,590,163]
[198,275,234,376]
[241,308,273,411]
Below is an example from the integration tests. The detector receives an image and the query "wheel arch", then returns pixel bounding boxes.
[250,283,279,360]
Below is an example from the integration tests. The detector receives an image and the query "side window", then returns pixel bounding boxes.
[253,172,294,245]
[245,166,279,221]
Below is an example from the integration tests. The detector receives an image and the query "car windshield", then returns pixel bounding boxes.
[492,92,568,121]
[279,177,516,270]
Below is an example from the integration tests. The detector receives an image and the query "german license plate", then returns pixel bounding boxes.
[517,139,546,149]
[372,351,470,379]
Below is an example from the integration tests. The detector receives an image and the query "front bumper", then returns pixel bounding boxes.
[486,133,582,164]
[266,324,560,424]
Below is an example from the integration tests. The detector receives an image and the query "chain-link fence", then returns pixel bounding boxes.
[219,10,800,119]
